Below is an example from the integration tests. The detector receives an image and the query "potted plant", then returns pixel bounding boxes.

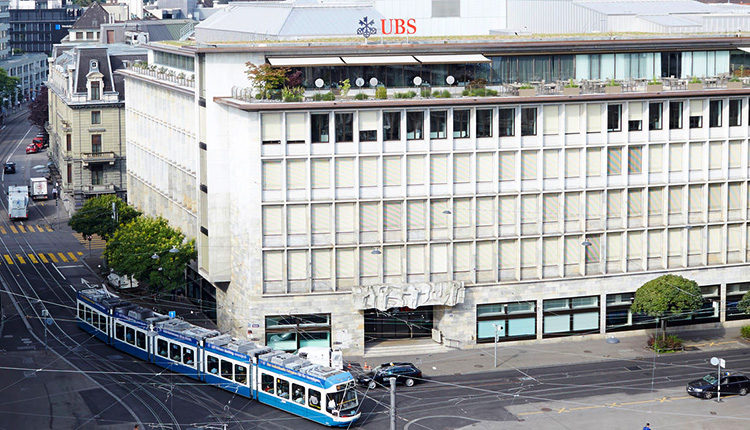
[563,79,580,95]
[605,79,622,94]
[728,76,743,89]
[647,77,663,93]
[687,77,703,91]
[518,84,536,97]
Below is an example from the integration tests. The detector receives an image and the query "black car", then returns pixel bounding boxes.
[686,373,750,399]
[356,362,422,389]
[3,162,15,174]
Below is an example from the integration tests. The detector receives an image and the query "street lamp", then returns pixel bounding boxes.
[492,323,504,367]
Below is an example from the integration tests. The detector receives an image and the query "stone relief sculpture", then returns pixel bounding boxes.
[352,281,465,311]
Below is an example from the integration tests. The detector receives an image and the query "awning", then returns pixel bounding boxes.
[341,55,419,65]
[267,57,344,67]
[415,54,491,64]
[738,47,750,54]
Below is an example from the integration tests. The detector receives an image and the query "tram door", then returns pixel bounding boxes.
[364,306,433,343]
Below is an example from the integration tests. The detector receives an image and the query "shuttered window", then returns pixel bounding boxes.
[288,250,308,280]
[453,154,471,183]
[359,111,378,131]
[668,186,683,215]
[628,146,643,174]
[521,195,538,224]
[287,160,306,190]
[311,204,330,234]
[564,236,580,264]
[728,225,741,252]
[521,238,537,267]
[543,194,559,223]
[454,199,471,229]
[476,153,494,182]
[336,158,354,188]
[430,201,449,229]
[263,206,283,236]
[607,147,622,175]
[264,252,283,281]
[286,113,306,143]
[476,198,494,228]
[499,240,517,270]
[648,230,662,258]
[407,245,425,275]
[287,205,307,235]
[565,149,580,178]
[586,191,602,220]
[543,105,559,135]
[311,159,330,189]
[628,189,643,218]
[431,244,448,274]
[384,247,402,277]
[336,203,355,233]
[384,156,401,186]
[688,185,703,214]
[587,104,602,132]
[407,155,425,185]
[729,141,742,168]
[521,151,537,180]
[454,242,472,273]
[565,104,581,134]
[668,228,682,256]
[565,192,580,222]
[499,196,516,226]
[709,142,722,170]
[649,144,663,173]
[728,182,742,218]
[262,161,282,191]
[689,143,703,171]
[543,150,559,179]
[336,249,355,279]
[607,233,622,261]
[383,202,402,231]
[360,157,378,187]
[690,99,703,116]
[688,227,701,254]
[669,143,683,172]
[586,148,601,177]
[360,248,378,277]
[627,231,643,258]
[430,154,448,184]
[360,203,379,233]
[407,201,425,230]
[708,184,722,214]
[261,113,282,143]
[312,249,331,280]
[499,152,515,181]
[607,190,622,218]
[648,188,663,216]
[476,242,494,272]
[543,237,559,265]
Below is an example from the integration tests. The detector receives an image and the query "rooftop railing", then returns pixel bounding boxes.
[126,63,195,89]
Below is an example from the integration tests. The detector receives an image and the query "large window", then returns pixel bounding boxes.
[669,101,683,129]
[430,110,447,139]
[498,108,514,137]
[648,102,662,130]
[607,104,622,132]
[383,111,401,141]
[335,113,353,142]
[453,109,470,138]
[689,100,703,128]
[520,107,536,136]
[476,109,493,138]
[709,100,722,128]
[90,81,100,100]
[359,111,377,141]
[542,296,600,337]
[91,110,101,125]
[91,134,101,153]
[729,99,742,127]
[406,111,423,140]
[90,165,103,186]
[265,314,331,351]
[477,302,536,342]
[311,113,329,143]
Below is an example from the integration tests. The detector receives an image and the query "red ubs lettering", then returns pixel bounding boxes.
[381,18,417,35]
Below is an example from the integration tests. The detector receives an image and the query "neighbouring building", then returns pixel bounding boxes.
[9,8,80,54]
[46,44,146,209]
[63,2,110,44]
[123,0,750,357]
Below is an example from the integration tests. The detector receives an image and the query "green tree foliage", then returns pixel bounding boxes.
[28,86,48,130]
[738,290,750,314]
[68,195,141,240]
[631,274,703,338]
[105,216,196,294]
[245,63,290,99]
[0,68,20,107]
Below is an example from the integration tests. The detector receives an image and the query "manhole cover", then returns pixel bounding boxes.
[474,364,484,368]
[541,408,552,412]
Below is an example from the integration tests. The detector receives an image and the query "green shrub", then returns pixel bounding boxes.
[282,86,304,102]
[606,79,621,87]
[518,84,534,90]
[354,93,369,100]
[462,88,498,97]
[312,91,335,101]
[420,88,431,98]
[564,78,579,88]
[394,91,416,99]
[690,76,702,84]
[648,334,684,353]
[741,325,750,339]
[375,86,388,99]
[433,90,451,98]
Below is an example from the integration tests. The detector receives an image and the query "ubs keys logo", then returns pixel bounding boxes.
[357,16,378,39]
[381,18,417,35]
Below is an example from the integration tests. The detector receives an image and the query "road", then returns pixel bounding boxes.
[0,115,748,430]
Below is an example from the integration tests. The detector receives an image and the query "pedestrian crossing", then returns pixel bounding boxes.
[0,251,84,265]
[72,232,106,250]
[0,224,54,234]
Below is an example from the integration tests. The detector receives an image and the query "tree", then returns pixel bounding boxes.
[105,216,196,294]
[631,274,703,339]
[0,68,20,108]
[28,86,48,130]
[738,290,750,314]
[245,62,290,99]
[69,195,141,240]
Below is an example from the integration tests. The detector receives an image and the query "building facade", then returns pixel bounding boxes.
[9,8,80,54]
[46,44,145,209]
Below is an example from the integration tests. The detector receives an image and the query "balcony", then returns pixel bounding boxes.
[81,183,116,195]
[81,151,116,166]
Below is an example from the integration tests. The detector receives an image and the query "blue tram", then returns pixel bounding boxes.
[76,288,360,427]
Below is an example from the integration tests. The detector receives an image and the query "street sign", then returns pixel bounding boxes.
[169,311,176,318]
[710,357,726,368]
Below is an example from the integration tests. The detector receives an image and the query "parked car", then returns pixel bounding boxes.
[107,272,139,290]
[686,373,750,399]
[356,362,422,389]
[3,162,15,174]
[26,144,38,154]
[32,136,44,149]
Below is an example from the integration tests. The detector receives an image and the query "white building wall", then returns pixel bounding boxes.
[507,0,602,34]
[374,0,506,36]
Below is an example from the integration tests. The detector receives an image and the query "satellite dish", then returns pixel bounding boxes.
[413,76,422,86]
[369,77,378,87]
[446,75,455,85]
[355,77,365,87]
[314,78,324,88]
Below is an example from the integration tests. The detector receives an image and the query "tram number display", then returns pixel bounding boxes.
[337,382,356,391]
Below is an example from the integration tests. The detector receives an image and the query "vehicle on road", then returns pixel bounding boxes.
[32,136,44,149]
[106,272,139,289]
[686,373,750,399]
[8,185,29,219]
[356,362,423,389]
[25,144,38,154]
[29,177,48,200]
[77,288,360,427]
[3,162,15,173]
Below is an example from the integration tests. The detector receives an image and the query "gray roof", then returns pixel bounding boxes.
[72,2,110,30]
[639,14,701,27]
[196,0,384,40]
[575,1,714,16]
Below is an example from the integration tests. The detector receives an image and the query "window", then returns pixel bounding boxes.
[157,339,168,357]
[136,332,146,349]
[170,343,181,361]
[66,134,71,151]
[183,348,194,365]
[587,104,602,133]
[261,113,282,144]
[543,105,559,135]
[235,364,247,384]
[406,111,424,140]
[286,113,306,143]
[430,110,447,139]
[648,102,662,130]
[309,388,322,410]
[521,107,537,136]
[90,165,103,186]
[453,109,470,138]
[729,99,741,127]
[628,102,642,131]
[334,113,354,142]
[261,373,274,393]
[125,327,135,345]
[709,100,722,128]
[498,108,514,136]
[689,100,702,128]
[669,101,683,129]
[276,378,290,398]
[291,383,305,404]
[359,111,377,141]
[476,301,536,342]
[91,110,101,125]
[90,81,100,100]
[476,109,492,137]
[221,359,232,380]
[383,111,401,141]
[607,104,622,132]
[607,147,622,176]
[91,134,101,153]
[628,146,643,175]
[311,113,329,143]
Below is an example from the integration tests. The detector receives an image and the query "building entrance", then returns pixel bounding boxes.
[364,306,433,343]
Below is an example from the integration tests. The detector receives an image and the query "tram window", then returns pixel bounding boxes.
[115,323,125,341]
[183,348,194,365]
[170,343,181,361]
[276,378,289,399]
[292,384,305,404]
[85,307,92,324]
[136,331,146,349]
[220,359,232,380]
[125,327,135,345]
[78,303,84,319]
[207,355,219,375]
[261,373,274,393]
[308,389,321,410]
[91,313,98,329]
[234,364,247,384]
[157,339,168,357]
[96,314,104,331]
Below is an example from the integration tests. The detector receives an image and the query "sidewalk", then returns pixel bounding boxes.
[346,328,749,378]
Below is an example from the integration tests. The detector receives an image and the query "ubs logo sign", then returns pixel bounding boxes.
[357,17,417,39]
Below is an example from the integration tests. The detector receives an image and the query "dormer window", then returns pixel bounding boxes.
[90,81,100,100]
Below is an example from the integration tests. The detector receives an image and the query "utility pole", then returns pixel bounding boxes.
[389,377,397,430]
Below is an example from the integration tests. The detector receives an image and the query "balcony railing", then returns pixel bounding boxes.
[126,64,195,89]
[81,183,116,195]
[81,151,116,166]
